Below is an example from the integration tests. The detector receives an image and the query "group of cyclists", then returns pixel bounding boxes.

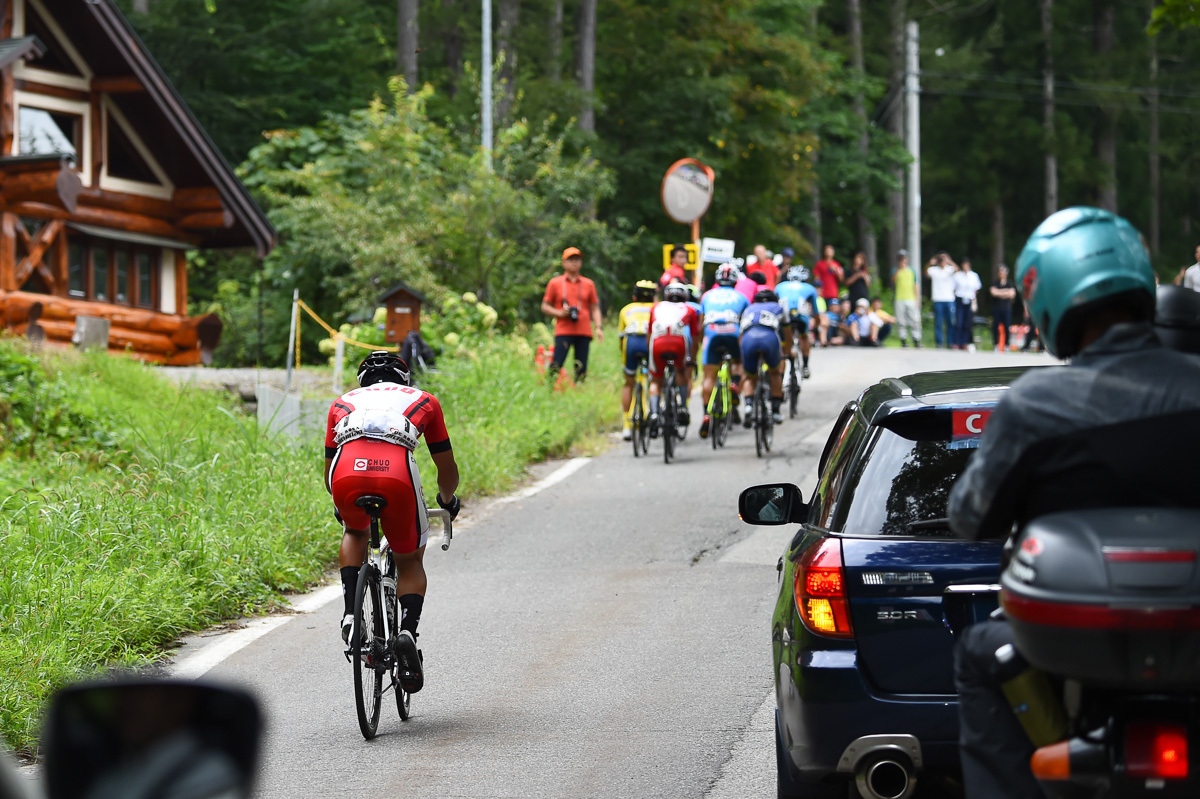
[617,246,823,444]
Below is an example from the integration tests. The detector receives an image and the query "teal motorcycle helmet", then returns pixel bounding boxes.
[1015,206,1155,358]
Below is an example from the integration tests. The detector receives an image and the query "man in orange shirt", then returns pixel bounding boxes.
[542,246,604,380]
[748,244,779,289]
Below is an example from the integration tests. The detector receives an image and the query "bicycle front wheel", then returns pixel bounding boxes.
[352,562,384,740]
[662,368,676,464]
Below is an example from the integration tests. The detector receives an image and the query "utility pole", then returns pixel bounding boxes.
[905,21,921,284]
[481,0,493,170]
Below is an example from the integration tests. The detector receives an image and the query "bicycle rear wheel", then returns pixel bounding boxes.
[762,383,775,453]
[631,382,644,458]
[353,562,384,739]
[710,382,722,451]
[715,386,732,448]
[787,357,801,419]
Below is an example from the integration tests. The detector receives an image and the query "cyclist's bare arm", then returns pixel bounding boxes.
[324,457,334,494]
[431,449,460,503]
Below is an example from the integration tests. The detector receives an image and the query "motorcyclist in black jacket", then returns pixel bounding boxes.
[947,207,1200,798]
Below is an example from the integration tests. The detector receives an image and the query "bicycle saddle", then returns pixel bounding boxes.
[354,495,388,516]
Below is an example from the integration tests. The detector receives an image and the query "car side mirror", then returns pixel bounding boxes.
[42,679,262,799]
[739,483,807,525]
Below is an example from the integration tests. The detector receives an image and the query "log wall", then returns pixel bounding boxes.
[0,289,215,365]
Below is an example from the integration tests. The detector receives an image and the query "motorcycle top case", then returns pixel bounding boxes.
[1001,508,1200,689]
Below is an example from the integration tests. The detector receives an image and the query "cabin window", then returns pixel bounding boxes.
[136,251,155,309]
[68,242,85,298]
[106,117,158,185]
[18,106,79,158]
[92,244,110,301]
[115,250,131,304]
[23,1,84,77]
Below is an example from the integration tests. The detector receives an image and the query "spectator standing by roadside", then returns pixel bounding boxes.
[845,250,872,308]
[989,264,1017,350]
[750,244,779,288]
[660,245,690,288]
[927,252,958,347]
[891,250,922,347]
[779,246,797,274]
[813,244,843,304]
[1174,244,1200,291]
[952,257,983,350]
[542,247,603,381]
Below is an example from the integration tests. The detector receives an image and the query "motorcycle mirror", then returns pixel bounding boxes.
[739,483,807,525]
[42,679,262,799]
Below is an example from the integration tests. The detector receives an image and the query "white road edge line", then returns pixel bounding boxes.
[495,456,591,504]
[169,458,592,678]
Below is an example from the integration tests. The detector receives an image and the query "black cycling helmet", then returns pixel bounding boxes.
[1155,285,1200,355]
[357,351,411,387]
[633,280,657,303]
[754,288,778,303]
[662,281,689,303]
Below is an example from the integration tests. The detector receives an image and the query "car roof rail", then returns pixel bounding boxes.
[881,377,913,397]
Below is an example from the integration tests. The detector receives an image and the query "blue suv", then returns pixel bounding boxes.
[740,367,1039,799]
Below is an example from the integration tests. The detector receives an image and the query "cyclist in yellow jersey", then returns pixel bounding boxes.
[618,280,657,440]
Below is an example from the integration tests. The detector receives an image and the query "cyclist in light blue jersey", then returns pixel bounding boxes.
[740,288,789,426]
[698,263,750,438]
[774,265,818,378]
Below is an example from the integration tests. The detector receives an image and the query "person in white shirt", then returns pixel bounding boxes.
[953,257,983,349]
[1174,245,1200,291]
[927,251,959,347]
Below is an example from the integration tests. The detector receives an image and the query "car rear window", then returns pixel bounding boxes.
[832,426,975,537]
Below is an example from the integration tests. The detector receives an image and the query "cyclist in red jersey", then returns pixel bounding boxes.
[325,352,460,693]
[647,281,701,433]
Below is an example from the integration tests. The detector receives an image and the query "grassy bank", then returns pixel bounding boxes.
[0,331,620,755]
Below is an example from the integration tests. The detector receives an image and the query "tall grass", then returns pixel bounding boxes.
[0,331,621,755]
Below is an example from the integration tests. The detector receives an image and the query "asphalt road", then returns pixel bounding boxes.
[180,347,1051,799]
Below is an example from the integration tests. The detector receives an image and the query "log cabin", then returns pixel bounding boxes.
[0,0,275,364]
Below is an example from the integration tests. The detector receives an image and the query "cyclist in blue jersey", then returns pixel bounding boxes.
[698,263,750,438]
[740,288,789,426]
[774,266,817,379]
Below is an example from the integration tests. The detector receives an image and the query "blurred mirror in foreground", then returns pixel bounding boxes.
[43,679,262,799]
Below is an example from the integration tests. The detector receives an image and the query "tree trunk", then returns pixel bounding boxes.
[1041,0,1058,216]
[1093,0,1116,212]
[548,0,563,81]
[848,0,876,275]
[575,0,597,132]
[886,0,906,273]
[1148,0,1161,255]
[397,0,419,91]
[991,201,1005,274]
[497,0,519,120]
[444,0,462,98]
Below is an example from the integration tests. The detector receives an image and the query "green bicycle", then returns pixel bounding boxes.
[705,354,735,449]
[629,356,650,457]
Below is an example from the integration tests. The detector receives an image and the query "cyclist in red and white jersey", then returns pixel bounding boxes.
[647,281,701,434]
[324,352,460,693]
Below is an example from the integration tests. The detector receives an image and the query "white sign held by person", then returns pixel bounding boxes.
[700,237,735,263]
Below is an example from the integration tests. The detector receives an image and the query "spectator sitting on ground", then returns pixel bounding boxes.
[825,298,847,346]
[870,297,897,329]
[846,298,892,347]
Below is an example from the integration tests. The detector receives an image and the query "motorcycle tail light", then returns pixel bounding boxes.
[794,539,853,639]
[1126,721,1188,780]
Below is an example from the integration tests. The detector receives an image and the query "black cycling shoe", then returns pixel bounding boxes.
[394,630,424,693]
[678,407,691,427]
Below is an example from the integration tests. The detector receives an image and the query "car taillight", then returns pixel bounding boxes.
[794,539,853,639]
[1126,721,1189,780]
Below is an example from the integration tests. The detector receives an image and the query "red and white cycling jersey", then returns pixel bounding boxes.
[648,301,701,342]
[324,382,451,458]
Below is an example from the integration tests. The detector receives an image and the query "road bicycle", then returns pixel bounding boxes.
[783,329,802,419]
[705,354,735,450]
[661,359,679,464]
[629,356,650,458]
[753,361,775,458]
[347,497,452,740]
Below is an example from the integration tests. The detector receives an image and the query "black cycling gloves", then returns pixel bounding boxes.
[436,492,461,520]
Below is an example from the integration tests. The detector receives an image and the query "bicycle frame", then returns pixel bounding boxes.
[705,356,733,418]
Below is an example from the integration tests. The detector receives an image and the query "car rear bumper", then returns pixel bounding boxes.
[777,647,962,782]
